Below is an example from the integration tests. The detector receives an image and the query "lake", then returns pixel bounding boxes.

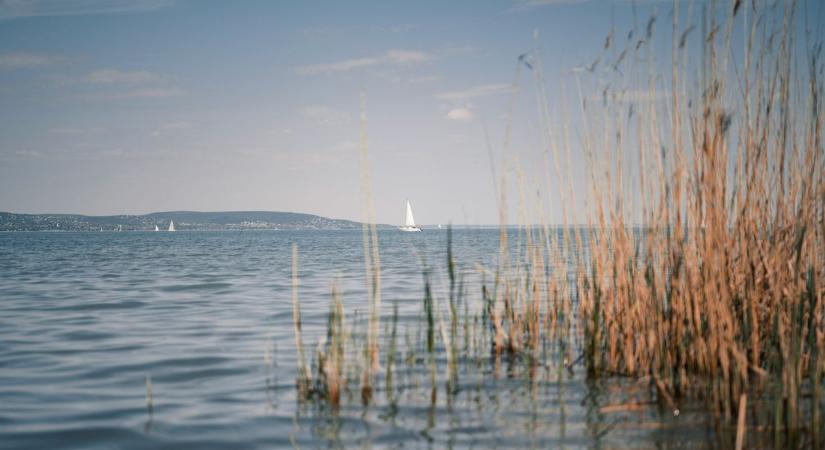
[0,229,714,449]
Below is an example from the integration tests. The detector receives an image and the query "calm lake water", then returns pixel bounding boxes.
[0,230,714,449]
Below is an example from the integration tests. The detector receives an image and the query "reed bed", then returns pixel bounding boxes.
[289,1,824,447]
[575,1,824,447]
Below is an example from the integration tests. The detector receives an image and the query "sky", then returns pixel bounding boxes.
[0,0,821,225]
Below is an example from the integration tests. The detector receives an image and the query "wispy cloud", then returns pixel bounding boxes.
[79,69,166,84]
[159,121,190,130]
[0,0,175,21]
[150,121,191,136]
[295,49,432,75]
[98,87,185,100]
[384,49,430,64]
[445,108,473,121]
[381,73,444,85]
[299,106,350,126]
[279,139,357,170]
[48,126,105,135]
[14,149,42,158]
[410,75,443,83]
[301,140,356,165]
[302,23,418,36]
[295,57,380,75]
[508,0,589,12]
[0,146,137,161]
[0,52,64,70]
[64,68,183,100]
[435,83,515,100]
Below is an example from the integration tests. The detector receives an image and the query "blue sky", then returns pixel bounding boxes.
[0,0,820,224]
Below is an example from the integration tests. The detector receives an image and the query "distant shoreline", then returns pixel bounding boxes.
[0,210,370,232]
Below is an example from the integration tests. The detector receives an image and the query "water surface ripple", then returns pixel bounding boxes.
[0,230,710,449]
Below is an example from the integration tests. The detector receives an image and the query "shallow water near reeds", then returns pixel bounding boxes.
[1,229,718,449]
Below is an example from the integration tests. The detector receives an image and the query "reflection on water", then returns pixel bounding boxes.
[0,230,720,448]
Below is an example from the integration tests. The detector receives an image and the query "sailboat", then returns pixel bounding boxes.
[168,220,176,232]
[399,200,422,232]
[154,225,159,231]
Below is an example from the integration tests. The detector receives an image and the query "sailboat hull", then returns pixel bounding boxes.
[398,226,421,232]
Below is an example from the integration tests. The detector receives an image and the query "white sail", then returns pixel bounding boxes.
[154,225,159,231]
[399,200,421,232]
[168,220,175,232]
[404,201,416,227]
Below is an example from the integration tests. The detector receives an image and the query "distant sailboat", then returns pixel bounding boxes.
[168,220,175,232]
[399,200,422,232]
[155,225,159,231]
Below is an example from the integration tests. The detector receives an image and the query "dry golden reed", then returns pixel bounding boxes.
[290,1,823,447]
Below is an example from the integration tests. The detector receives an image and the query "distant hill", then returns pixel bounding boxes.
[0,211,375,231]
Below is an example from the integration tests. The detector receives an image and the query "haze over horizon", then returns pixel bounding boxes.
[1,0,820,225]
